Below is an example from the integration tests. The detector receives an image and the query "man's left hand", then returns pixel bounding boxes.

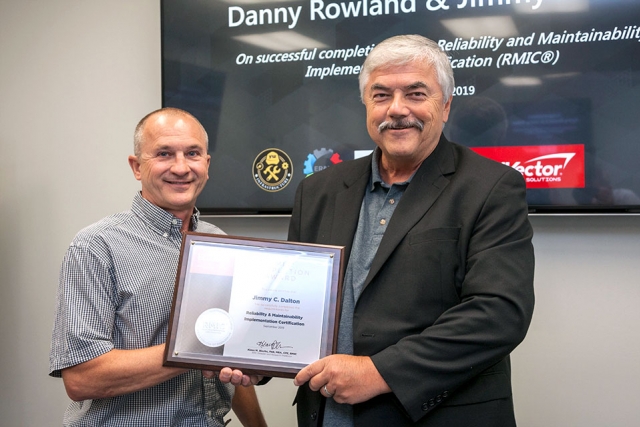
[293,355,391,404]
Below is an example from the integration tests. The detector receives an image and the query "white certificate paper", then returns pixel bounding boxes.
[225,249,330,363]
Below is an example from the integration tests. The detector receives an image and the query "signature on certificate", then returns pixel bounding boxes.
[256,340,294,350]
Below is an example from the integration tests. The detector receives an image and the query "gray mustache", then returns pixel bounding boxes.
[378,118,425,133]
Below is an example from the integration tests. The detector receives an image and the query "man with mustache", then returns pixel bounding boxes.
[49,108,266,427]
[289,35,535,426]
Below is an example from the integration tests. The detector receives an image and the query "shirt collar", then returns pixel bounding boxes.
[369,147,414,191]
[130,192,200,234]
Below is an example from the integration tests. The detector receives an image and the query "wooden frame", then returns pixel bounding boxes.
[164,232,344,378]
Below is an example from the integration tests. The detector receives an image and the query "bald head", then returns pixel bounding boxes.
[133,107,208,158]
[128,107,211,226]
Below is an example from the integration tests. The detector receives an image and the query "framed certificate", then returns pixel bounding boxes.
[164,232,344,378]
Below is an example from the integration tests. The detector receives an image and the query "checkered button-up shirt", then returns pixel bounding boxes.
[49,193,234,426]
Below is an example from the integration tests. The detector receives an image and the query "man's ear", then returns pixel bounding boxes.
[128,155,142,181]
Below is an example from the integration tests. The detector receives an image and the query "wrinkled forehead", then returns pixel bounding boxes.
[366,61,439,89]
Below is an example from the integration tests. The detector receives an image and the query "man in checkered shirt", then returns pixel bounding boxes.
[49,108,267,427]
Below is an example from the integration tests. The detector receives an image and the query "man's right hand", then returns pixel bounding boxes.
[203,367,262,386]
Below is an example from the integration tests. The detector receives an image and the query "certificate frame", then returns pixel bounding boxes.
[164,232,344,378]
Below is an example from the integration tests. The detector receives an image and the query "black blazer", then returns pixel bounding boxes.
[288,136,535,427]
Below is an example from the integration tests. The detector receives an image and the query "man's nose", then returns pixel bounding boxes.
[171,153,190,174]
[388,92,409,117]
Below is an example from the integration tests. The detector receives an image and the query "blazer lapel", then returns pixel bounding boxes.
[331,156,372,265]
[364,135,456,287]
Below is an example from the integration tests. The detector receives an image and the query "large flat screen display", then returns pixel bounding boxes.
[162,0,640,214]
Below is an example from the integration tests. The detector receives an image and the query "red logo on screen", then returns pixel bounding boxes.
[470,145,585,189]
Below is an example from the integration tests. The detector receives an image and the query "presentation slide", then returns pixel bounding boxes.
[162,0,640,213]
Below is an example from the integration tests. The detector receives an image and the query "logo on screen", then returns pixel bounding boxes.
[252,148,293,192]
[303,148,343,176]
[470,144,585,189]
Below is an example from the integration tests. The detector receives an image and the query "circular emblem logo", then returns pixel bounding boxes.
[303,148,343,177]
[194,308,233,347]
[252,148,293,192]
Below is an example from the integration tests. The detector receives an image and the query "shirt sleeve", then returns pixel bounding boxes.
[49,238,117,377]
[203,376,234,427]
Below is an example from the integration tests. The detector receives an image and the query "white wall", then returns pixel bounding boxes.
[1,1,639,426]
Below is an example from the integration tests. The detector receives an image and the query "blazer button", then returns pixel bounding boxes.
[442,391,449,398]
[436,395,442,403]
[428,399,435,407]
[311,411,318,420]
[421,403,429,411]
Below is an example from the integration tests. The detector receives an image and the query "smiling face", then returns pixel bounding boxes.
[128,112,210,225]
[364,60,451,177]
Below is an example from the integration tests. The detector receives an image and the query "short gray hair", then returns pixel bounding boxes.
[133,107,208,157]
[359,34,454,104]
